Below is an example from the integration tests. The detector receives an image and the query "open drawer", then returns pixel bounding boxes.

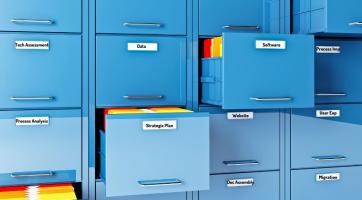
[201,33,315,109]
[100,111,209,197]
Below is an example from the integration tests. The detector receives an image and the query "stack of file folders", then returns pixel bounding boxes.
[0,183,77,200]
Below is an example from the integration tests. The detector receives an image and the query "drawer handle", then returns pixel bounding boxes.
[123,22,162,28]
[223,25,261,30]
[349,22,362,26]
[250,97,293,101]
[315,93,346,97]
[11,96,55,101]
[11,19,54,25]
[223,160,260,166]
[11,171,54,178]
[312,155,347,161]
[138,179,183,187]
[123,95,164,100]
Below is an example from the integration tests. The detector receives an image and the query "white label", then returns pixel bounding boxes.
[316,173,340,182]
[142,120,177,130]
[256,40,286,49]
[128,43,158,51]
[316,110,340,118]
[15,117,49,126]
[15,41,49,50]
[227,178,254,187]
[316,46,341,54]
[227,112,254,120]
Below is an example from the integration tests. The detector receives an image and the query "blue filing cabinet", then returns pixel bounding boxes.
[293,0,362,35]
[201,33,315,109]
[199,0,280,36]
[0,0,84,196]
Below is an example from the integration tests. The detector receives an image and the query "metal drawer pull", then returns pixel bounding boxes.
[223,25,261,30]
[11,19,54,25]
[138,179,183,187]
[123,95,163,100]
[123,22,162,28]
[349,22,362,26]
[223,160,259,166]
[250,97,292,101]
[11,97,55,101]
[312,155,347,161]
[11,171,54,178]
[315,93,346,96]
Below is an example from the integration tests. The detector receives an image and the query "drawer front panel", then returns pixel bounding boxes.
[0,34,81,109]
[0,170,76,187]
[210,111,279,174]
[199,0,280,36]
[0,110,82,183]
[96,0,186,35]
[199,172,279,200]
[292,167,362,200]
[103,113,209,197]
[0,0,81,33]
[315,39,362,103]
[222,33,314,109]
[96,35,186,107]
[96,182,186,200]
[292,104,362,169]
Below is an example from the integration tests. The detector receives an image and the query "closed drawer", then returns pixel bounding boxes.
[96,0,186,35]
[199,0,280,36]
[293,0,362,34]
[0,0,81,33]
[292,166,362,200]
[96,35,186,108]
[315,39,362,103]
[201,33,314,109]
[0,110,81,186]
[101,112,209,197]
[204,109,279,174]
[96,182,187,200]
[0,34,81,109]
[199,172,279,200]
[291,104,362,169]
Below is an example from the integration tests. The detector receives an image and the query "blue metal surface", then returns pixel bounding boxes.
[0,33,81,109]
[0,110,82,183]
[208,110,280,174]
[96,35,186,108]
[292,166,362,200]
[199,171,280,200]
[199,0,280,36]
[96,0,186,35]
[315,39,362,104]
[293,0,362,35]
[0,0,81,33]
[291,104,362,169]
[102,112,209,197]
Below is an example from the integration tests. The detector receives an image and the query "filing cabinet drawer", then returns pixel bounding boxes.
[0,110,82,186]
[199,172,279,200]
[96,35,186,108]
[96,0,186,35]
[315,39,362,103]
[96,182,187,200]
[101,112,209,197]
[199,0,280,36]
[205,109,279,174]
[293,0,362,34]
[291,104,362,169]
[201,33,314,109]
[0,34,81,109]
[292,166,362,200]
[0,0,81,33]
